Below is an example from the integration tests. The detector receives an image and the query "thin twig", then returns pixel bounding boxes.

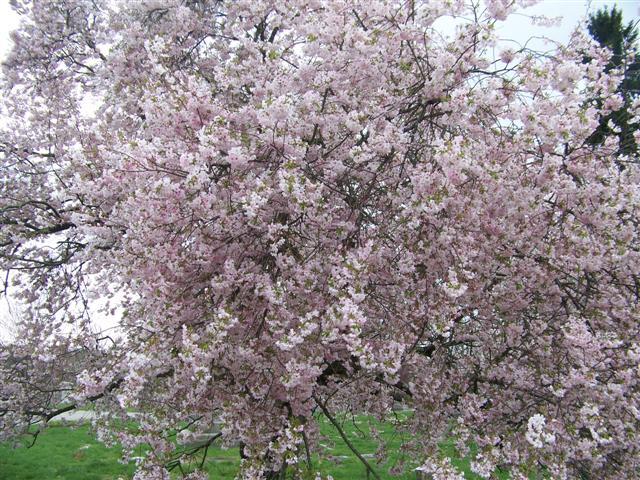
[312,394,381,480]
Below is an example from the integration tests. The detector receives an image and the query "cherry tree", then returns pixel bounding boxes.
[1,0,639,479]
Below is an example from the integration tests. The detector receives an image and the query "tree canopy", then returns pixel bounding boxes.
[586,5,639,156]
[1,1,639,479]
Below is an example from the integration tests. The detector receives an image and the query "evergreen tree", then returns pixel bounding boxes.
[587,6,639,156]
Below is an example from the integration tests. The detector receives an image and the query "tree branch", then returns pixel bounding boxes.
[25,376,124,423]
[313,394,381,480]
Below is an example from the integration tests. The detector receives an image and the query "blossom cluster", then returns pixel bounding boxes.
[1,0,639,478]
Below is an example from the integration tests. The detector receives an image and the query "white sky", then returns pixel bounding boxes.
[0,0,638,339]
[0,1,18,62]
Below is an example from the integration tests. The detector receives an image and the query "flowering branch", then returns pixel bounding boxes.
[313,394,382,480]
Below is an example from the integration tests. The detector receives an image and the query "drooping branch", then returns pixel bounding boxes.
[313,394,382,480]
[25,376,124,423]
[165,431,223,472]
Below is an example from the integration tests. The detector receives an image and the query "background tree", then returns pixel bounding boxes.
[587,5,640,156]
[1,1,639,479]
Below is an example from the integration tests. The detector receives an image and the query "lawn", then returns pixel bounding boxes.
[0,414,496,479]
[0,423,135,480]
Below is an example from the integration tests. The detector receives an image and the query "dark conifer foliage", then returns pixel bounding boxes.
[587,6,639,156]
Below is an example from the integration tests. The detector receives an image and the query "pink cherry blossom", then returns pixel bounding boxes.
[1,1,639,479]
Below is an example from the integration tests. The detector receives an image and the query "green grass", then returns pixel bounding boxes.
[0,424,135,480]
[0,415,504,479]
